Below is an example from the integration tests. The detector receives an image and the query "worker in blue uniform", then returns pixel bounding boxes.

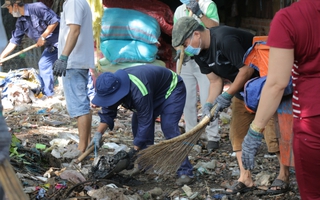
[90,64,194,186]
[0,0,59,97]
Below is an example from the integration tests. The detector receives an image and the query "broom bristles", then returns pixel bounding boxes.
[136,105,217,174]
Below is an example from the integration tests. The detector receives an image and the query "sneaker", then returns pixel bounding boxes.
[175,175,193,186]
[207,141,219,152]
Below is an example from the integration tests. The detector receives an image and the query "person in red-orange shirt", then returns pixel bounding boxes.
[241,1,320,199]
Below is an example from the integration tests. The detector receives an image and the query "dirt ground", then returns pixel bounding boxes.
[3,95,301,200]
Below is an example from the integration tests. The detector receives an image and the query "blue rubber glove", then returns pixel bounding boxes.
[180,0,190,4]
[52,55,68,77]
[187,0,203,17]
[0,102,11,163]
[88,132,103,149]
[213,92,233,118]
[241,124,263,170]
[202,102,214,119]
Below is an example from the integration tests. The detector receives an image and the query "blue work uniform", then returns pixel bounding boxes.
[98,65,193,177]
[10,2,60,96]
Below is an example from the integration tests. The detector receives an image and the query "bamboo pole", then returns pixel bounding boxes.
[0,160,29,200]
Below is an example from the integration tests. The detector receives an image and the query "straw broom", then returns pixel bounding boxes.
[0,160,29,200]
[136,104,217,175]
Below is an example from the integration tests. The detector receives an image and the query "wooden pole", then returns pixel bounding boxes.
[0,160,29,200]
[0,44,38,63]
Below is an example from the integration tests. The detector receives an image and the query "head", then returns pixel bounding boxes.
[91,70,130,107]
[1,0,23,17]
[172,16,205,55]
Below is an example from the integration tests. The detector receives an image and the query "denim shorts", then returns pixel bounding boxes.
[62,69,91,118]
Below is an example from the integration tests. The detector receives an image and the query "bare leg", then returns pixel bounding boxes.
[269,152,290,190]
[77,112,92,152]
[226,151,254,192]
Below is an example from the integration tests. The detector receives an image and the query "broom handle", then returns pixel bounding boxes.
[0,44,38,63]
[176,46,184,75]
[0,160,29,200]
[158,104,218,144]
[72,136,106,164]
[176,11,193,75]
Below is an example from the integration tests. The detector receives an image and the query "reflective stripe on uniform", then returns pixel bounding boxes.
[165,70,178,99]
[128,74,148,96]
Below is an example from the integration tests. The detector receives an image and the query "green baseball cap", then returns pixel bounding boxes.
[172,16,200,47]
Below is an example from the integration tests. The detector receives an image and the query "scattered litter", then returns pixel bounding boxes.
[255,171,271,186]
[231,168,240,176]
[59,170,86,184]
[62,144,81,159]
[49,138,70,148]
[197,166,208,175]
[35,143,46,150]
[264,154,277,158]
[219,112,231,124]
[92,115,100,127]
[182,185,193,197]
[36,188,46,199]
[102,142,128,154]
[229,152,236,157]
[106,183,118,188]
[23,187,37,194]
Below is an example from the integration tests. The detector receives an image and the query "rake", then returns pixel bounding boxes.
[136,104,217,175]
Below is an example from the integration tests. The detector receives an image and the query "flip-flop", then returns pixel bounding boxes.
[224,181,255,195]
[266,179,289,195]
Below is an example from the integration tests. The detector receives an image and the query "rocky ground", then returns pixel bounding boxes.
[2,93,301,200]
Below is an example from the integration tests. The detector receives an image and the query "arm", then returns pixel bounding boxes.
[226,65,255,96]
[61,24,80,56]
[241,47,293,170]
[199,15,219,28]
[200,2,219,28]
[253,47,293,129]
[52,24,80,76]
[96,122,109,134]
[0,43,17,60]
[37,22,59,47]
[206,72,224,103]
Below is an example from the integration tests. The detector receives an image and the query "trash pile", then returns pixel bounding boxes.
[2,93,301,199]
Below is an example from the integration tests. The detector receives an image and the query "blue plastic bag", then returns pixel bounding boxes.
[242,76,293,113]
[100,8,160,44]
[100,40,158,64]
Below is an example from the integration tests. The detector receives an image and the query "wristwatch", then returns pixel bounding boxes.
[198,12,204,19]
[41,36,46,41]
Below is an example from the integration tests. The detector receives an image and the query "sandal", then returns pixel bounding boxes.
[224,181,255,195]
[267,179,289,195]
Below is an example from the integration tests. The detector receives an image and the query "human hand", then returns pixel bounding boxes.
[187,0,203,17]
[180,0,190,4]
[213,92,233,118]
[36,37,46,47]
[88,132,103,149]
[202,102,214,119]
[241,124,263,170]
[52,55,68,77]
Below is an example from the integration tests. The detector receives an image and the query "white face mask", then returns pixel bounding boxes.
[12,9,21,17]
